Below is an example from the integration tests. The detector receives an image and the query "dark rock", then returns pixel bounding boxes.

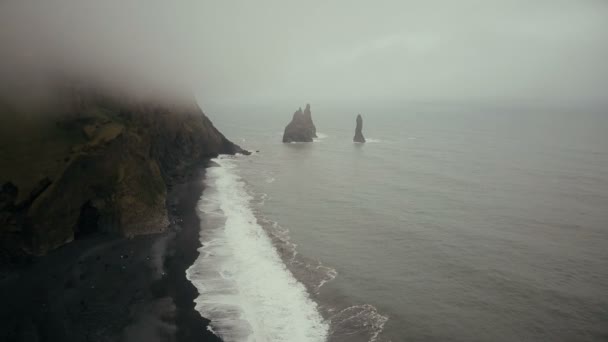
[0,182,18,211]
[282,103,317,143]
[74,201,100,238]
[0,83,248,256]
[302,103,317,138]
[17,177,52,210]
[354,114,366,143]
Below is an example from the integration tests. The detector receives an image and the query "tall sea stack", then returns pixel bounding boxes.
[282,103,317,143]
[302,104,317,138]
[354,114,366,143]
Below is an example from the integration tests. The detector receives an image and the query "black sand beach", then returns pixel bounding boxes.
[0,164,220,342]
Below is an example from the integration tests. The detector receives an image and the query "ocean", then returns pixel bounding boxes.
[187,103,608,341]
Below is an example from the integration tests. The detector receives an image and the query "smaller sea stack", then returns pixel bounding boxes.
[282,103,317,143]
[353,114,366,143]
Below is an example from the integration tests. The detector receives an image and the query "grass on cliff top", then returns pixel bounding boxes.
[0,105,124,203]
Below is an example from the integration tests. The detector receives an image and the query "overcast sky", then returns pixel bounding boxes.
[1,0,607,108]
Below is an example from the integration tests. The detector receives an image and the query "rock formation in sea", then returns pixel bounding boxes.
[354,114,366,143]
[302,103,317,138]
[282,103,317,143]
[0,82,247,256]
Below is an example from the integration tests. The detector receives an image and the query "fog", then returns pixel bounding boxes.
[1,0,607,108]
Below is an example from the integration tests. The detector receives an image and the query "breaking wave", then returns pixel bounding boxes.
[186,157,328,342]
[187,156,388,342]
[314,132,328,142]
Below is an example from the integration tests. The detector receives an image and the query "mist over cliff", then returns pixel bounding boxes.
[0,1,197,106]
[0,1,251,256]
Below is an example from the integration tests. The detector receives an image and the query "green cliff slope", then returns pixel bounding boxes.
[0,87,244,257]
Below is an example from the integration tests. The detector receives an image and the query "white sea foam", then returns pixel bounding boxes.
[186,157,329,342]
[313,133,328,142]
[365,138,382,143]
[328,305,389,342]
[257,192,270,206]
[257,217,337,293]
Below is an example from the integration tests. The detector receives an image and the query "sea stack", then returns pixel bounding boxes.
[303,103,317,138]
[282,103,317,143]
[353,114,366,143]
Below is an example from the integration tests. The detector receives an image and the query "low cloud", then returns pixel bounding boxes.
[1,0,607,109]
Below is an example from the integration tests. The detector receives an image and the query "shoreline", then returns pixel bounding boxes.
[165,162,222,342]
[0,162,221,342]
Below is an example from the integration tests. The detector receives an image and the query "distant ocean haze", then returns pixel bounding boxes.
[191,104,608,341]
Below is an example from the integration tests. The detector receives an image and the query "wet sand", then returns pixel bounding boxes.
[0,164,221,342]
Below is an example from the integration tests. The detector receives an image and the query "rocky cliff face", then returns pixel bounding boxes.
[282,103,317,143]
[0,86,245,257]
[354,114,365,143]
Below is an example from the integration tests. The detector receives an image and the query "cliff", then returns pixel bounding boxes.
[354,114,365,143]
[282,103,317,143]
[0,85,245,257]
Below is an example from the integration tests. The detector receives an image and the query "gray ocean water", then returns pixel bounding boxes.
[194,103,608,342]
